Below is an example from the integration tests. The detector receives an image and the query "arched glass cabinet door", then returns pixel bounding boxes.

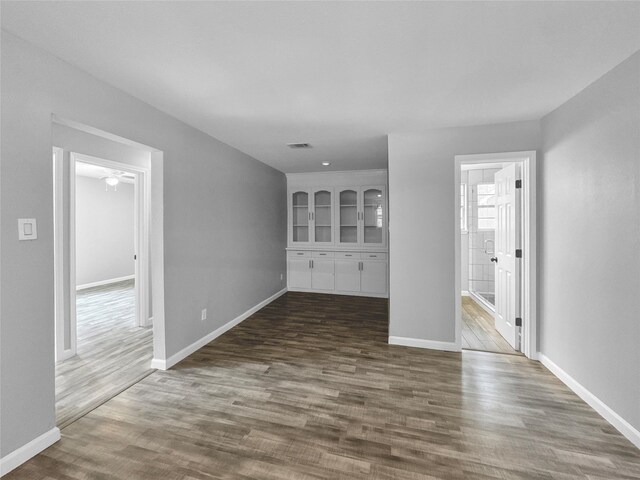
[363,188,384,245]
[291,191,309,243]
[338,188,358,245]
[314,189,332,243]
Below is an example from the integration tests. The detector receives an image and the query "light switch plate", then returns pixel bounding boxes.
[18,218,37,240]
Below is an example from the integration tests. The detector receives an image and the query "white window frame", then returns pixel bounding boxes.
[476,182,496,232]
[460,183,468,234]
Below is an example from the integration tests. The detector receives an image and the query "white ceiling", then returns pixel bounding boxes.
[3,2,639,173]
[76,161,135,184]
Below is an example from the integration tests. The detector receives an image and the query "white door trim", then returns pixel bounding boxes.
[53,147,74,362]
[70,151,151,329]
[54,148,155,363]
[454,151,537,359]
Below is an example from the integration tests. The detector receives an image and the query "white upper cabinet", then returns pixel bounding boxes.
[287,170,388,250]
[289,187,335,246]
[313,188,333,244]
[337,188,359,246]
[290,189,311,245]
[362,186,386,247]
[336,186,386,248]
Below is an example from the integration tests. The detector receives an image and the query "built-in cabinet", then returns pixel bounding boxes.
[289,185,386,248]
[287,170,388,298]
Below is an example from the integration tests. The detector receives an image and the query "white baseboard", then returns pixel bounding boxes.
[287,287,388,298]
[151,288,288,370]
[0,427,60,476]
[388,336,461,352]
[76,274,134,291]
[539,353,640,449]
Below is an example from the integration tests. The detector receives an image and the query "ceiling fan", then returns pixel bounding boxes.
[99,170,134,190]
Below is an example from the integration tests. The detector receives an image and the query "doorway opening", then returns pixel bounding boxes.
[52,117,165,428]
[454,151,537,359]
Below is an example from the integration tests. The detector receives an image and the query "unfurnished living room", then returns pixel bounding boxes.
[1,1,639,479]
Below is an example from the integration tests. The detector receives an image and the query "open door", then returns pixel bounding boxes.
[493,163,521,349]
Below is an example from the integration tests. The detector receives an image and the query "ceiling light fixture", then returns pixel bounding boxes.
[286,142,312,149]
[322,162,331,166]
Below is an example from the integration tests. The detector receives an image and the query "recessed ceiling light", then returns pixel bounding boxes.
[322,162,331,166]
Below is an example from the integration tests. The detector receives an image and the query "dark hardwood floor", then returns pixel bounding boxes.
[8,292,640,479]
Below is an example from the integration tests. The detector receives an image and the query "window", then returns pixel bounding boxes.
[460,183,468,233]
[477,183,496,230]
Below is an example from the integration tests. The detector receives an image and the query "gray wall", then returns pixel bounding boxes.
[388,120,541,342]
[75,175,135,286]
[0,31,287,457]
[539,51,640,431]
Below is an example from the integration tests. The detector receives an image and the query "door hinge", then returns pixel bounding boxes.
[515,179,522,189]
[515,249,522,258]
[515,317,522,327]
[134,254,137,260]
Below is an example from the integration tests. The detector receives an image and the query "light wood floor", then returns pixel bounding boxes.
[11,292,640,479]
[462,296,519,355]
[55,280,153,428]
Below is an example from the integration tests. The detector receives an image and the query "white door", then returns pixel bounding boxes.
[311,258,335,290]
[493,163,520,349]
[289,258,312,289]
[360,261,387,294]
[335,260,360,292]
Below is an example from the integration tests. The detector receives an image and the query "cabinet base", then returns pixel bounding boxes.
[287,287,388,299]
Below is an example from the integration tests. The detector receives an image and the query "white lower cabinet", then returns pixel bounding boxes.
[335,260,360,292]
[289,257,312,289]
[288,250,387,297]
[311,258,335,291]
[360,261,387,295]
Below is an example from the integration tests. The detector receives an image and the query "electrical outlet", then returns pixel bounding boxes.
[280,273,284,281]
[201,309,207,321]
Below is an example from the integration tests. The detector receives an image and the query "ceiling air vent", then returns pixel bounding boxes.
[286,142,312,149]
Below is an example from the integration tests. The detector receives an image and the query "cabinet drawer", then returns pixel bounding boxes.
[287,251,312,258]
[362,252,388,260]
[335,252,361,259]
[312,251,335,258]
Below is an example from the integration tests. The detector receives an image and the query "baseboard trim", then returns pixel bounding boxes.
[76,275,134,291]
[152,288,288,371]
[0,427,60,476]
[287,287,388,298]
[539,353,640,449]
[388,336,461,352]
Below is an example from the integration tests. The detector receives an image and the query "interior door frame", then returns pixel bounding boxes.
[454,151,537,359]
[54,151,152,362]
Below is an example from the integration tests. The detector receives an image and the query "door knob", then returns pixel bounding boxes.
[490,257,498,263]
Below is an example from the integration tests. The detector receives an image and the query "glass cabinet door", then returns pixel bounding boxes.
[314,189,332,243]
[338,189,358,244]
[291,191,309,243]
[363,188,384,245]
